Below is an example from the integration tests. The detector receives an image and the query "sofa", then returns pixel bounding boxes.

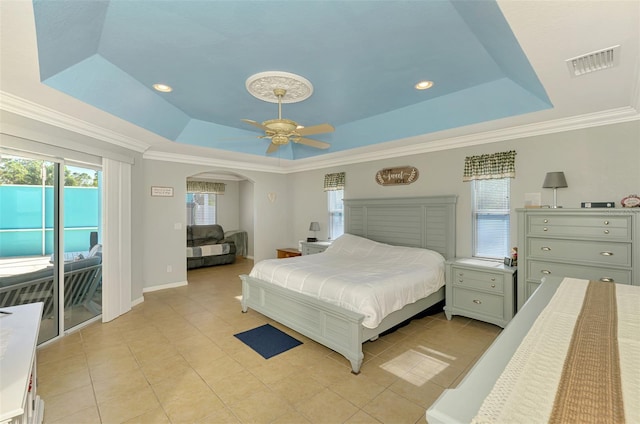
[186,225,237,269]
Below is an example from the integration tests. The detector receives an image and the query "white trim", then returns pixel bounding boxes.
[143,280,188,293]
[101,159,132,322]
[131,296,144,307]
[145,106,639,173]
[143,151,287,174]
[0,91,151,153]
[4,90,638,173]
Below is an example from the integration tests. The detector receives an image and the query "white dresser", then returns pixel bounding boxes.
[0,302,44,424]
[516,208,640,309]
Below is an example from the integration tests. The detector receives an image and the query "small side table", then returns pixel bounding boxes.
[444,258,517,328]
[277,248,302,258]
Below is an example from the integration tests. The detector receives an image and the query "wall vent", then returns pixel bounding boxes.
[566,45,620,77]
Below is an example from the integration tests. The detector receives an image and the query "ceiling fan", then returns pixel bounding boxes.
[242,88,334,154]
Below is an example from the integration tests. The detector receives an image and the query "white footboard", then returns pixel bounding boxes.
[240,274,366,373]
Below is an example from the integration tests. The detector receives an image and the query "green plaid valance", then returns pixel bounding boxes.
[323,172,345,191]
[186,181,225,194]
[463,150,516,182]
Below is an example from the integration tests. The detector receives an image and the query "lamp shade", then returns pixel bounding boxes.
[542,172,568,189]
[309,222,320,231]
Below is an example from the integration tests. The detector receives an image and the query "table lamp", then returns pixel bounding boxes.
[542,172,568,208]
[308,222,320,242]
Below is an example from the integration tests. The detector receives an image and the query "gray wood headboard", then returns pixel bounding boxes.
[344,196,457,260]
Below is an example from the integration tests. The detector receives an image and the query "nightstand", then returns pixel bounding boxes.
[444,258,517,328]
[276,248,301,258]
[300,241,332,255]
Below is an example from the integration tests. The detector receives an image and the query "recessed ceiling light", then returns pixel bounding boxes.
[415,80,434,90]
[153,83,173,93]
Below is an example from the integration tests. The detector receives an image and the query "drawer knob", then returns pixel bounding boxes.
[458,279,463,283]
[473,299,482,304]
[543,227,548,232]
[541,269,552,275]
[604,220,609,225]
[543,219,548,223]
[600,277,614,283]
[604,230,610,234]
[490,277,496,281]
[600,251,614,256]
[491,284,496,288]
[541,246,551,251]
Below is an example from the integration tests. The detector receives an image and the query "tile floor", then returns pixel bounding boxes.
[37,258,501,424]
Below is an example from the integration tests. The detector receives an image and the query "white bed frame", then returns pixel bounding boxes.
[240,196,457,373]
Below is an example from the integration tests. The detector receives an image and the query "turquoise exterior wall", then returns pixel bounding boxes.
[0,185,99,257]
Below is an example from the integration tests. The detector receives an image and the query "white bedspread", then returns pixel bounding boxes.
[249,234,445,328]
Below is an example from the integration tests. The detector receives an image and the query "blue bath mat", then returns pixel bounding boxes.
[234,324,302,359]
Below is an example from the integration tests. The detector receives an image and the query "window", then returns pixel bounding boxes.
[464,150,515,259]
[186,193,216,225]
[328,189,344,239]
[472,178,510,259]
[324,172,345,240]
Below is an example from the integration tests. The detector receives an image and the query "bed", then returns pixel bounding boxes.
[427,276,639,424]
[240,196,457,373]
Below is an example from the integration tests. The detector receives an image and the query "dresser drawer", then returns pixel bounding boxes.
[526,260,631,284]
[528,215,631,241]
[527,238,632,267]
[452,288,504,319]
[452,267,504,294]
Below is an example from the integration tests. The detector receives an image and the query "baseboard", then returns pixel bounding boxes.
[143,280,188,293]
[131,296,145,307]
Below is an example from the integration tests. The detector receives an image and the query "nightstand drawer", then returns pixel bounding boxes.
[528,215,631,241]
[452,267,504,293]
[452,288,503,319]
[527,238,631,267]
[527,260,631,284]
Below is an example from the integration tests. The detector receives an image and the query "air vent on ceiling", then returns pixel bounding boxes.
[566,45,620,77]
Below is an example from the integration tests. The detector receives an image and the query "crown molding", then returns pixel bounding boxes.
[143,150,287,174]
[0,91,151,153]
[277,106,640,173]
[4,90,638,174]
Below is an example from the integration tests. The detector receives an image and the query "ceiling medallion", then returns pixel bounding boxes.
[245,71,313,104]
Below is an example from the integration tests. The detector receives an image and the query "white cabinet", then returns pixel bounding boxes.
[516,208,640,310]
[0,302,44,424]
[300,241,332,255]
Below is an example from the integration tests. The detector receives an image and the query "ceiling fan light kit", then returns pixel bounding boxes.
[243,71,334,154]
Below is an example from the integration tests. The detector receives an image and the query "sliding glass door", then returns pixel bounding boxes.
[63,164,102,330]
[0,154,102,343]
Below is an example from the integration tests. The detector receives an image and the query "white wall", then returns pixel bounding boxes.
[288,121,640,258]
[239,180,255,257]
[139,160,290,290]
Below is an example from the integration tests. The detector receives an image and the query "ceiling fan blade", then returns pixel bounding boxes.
[295,137,331,149]
[242,119,268,131]
[296,123,334,136]
[266,142,280,154]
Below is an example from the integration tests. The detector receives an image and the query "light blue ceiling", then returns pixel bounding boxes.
[33,0,552,160]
